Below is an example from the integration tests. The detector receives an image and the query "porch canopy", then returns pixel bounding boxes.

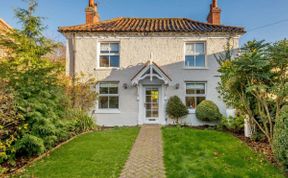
[131,61,172,86]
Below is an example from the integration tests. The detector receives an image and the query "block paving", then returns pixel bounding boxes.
[119,125,166,178]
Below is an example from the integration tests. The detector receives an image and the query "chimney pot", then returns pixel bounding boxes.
[86,0,100,24]
[207,0,221,25]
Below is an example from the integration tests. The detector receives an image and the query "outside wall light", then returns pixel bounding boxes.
[123,83,128,89]
[175,83,180,89]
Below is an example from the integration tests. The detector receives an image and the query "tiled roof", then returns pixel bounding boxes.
[0,19,12,33]
[59,17,245,34]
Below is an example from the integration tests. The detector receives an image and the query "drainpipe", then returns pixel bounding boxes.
[71,33,76,107]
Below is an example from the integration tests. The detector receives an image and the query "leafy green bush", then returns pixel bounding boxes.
[64,109,95,133]
[15,134,45,156]
[0,0,97,165]
[218,40,288,145]
[196,100,222,122]
[273,105,288,171]
[0,81,24,164]
[217,116,244,133]
[166,96,189,124]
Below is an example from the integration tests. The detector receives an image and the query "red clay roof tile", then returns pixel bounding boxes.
[58,17,245,34]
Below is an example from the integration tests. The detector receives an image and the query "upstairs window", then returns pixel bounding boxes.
[98,82,119,109]
[185,43,206,68]
[185,82,206,109]
[99,43,120,68]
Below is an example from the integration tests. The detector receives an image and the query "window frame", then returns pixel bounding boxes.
[97,42,120,69]
[185,82,207,113]
[184,42,207,69]
[96,82,120,113]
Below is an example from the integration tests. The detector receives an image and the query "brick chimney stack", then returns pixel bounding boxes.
[86,0,100,24]
[207,0,221,25]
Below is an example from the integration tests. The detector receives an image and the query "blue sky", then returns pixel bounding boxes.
[0,0,287,45]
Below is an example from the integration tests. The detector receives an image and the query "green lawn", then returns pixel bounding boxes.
[162,127,285,178]
[19,127,139,178]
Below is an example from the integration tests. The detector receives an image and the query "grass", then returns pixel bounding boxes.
[162,127,285,178]
[19,127,139,178]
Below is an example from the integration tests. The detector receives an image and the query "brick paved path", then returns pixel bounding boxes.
[119,125,166,178]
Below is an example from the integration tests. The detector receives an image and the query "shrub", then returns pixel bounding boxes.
[65,74,97,112]
[217,116,244,133]
[65,110,95,133]
[273,105,288,171]
[0,0,97,165]
[0,81,24,164]
[166,96,189,124]
[196,100,222,122]
[15,134,45,156]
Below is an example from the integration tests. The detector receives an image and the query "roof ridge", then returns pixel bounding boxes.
[59,17,246,33]
[106,17,244,29]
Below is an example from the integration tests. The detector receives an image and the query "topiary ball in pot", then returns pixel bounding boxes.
[195,100,222,122]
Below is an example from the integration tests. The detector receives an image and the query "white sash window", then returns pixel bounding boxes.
[99,43,120,68]
[185,82,206,109]
[185,43,206,68]
[98,82,119,109]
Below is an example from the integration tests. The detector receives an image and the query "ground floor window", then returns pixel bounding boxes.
[185,82,206,109]
[98,82,119,109]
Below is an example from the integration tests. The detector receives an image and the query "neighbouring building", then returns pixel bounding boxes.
[0,18,12,58]
[59,0,245,126]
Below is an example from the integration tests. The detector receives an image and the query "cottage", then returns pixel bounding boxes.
[59,0,245,126]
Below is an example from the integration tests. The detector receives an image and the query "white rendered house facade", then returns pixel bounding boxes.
[59,0,245,126]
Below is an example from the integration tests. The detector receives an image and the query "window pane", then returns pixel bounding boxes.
[151,103,159,110]
[185,43,194,55]
[186,83,206,94]
[109,87,118,94]
[186,97,196,109]
[146,90,152,95]
[152,110,159,117]
[110,55,120,67]
[100,43,110,53]
[195,43,205,55]
[100,87,108,94]
[100,56,109,67]
[146,103,152,109]
[146,110,152,118]
[185,56,195,67]
[146,96,152,102]
[195,55,205,67]
[186,88,196,94]
[110,43,119,53]
[109,96,119,109]
[196,89,205,94]
[99,96,109,109]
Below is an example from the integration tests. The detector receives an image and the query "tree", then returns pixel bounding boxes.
[0,0,96,164]
[166,96,189,124]
[218,40,288,146]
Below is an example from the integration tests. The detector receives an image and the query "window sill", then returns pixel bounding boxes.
[183,67,209,70]
[94,67,120,71]
[94,109,120,114]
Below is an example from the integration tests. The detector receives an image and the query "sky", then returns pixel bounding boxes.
[0,0,287,45]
